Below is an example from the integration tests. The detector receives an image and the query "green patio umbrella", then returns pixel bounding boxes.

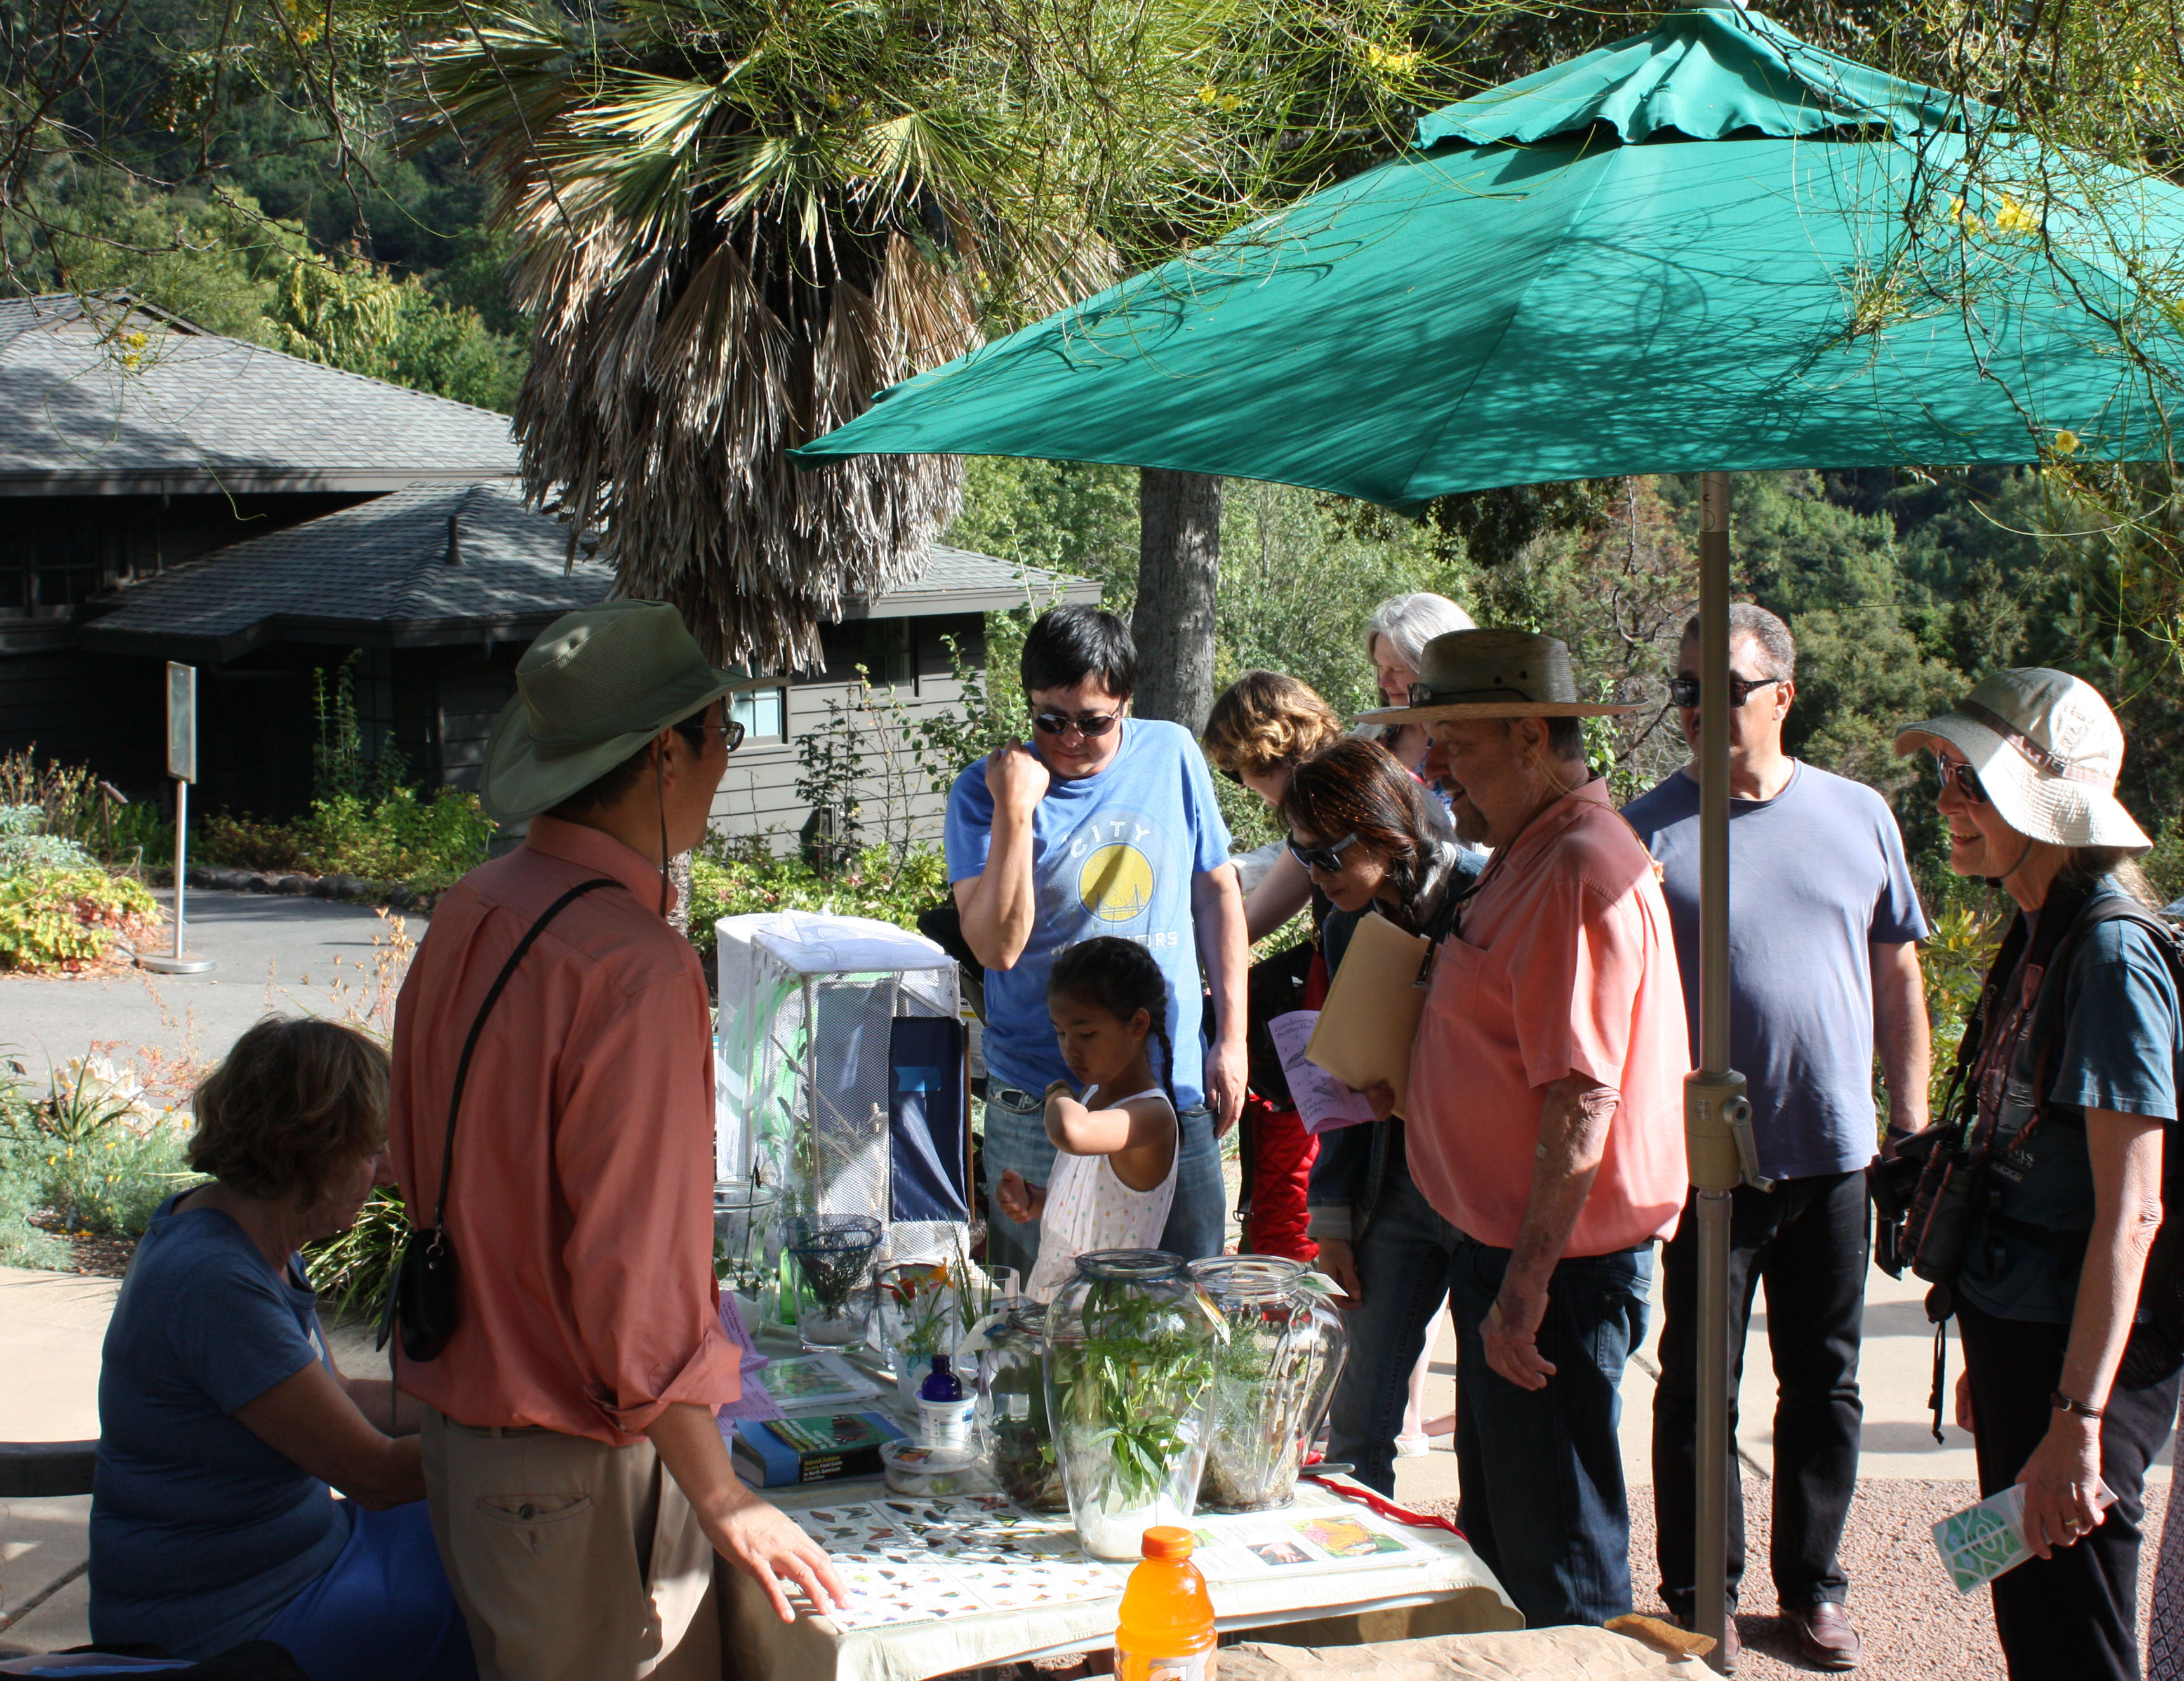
[797,2,2183,1662]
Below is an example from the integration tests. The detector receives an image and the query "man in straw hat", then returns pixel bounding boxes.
[390,602,845,1680]
[1893,668,2181,1681]
[1355,628,1691,1628]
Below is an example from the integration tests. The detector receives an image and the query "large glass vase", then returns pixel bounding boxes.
[1188,1257,1349,1511]
[1044,1249,1227,1560]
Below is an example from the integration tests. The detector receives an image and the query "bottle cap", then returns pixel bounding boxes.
[1142,1525,1193,1560]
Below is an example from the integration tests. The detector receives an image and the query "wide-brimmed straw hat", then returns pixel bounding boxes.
[481,601,764,824]
[1894,667,2150,853]
[1351,628,1640,724]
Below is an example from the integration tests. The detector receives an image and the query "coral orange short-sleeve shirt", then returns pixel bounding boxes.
[1406,781,1690,1256]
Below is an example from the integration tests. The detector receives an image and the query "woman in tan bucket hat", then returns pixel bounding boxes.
[1893,668,2182,1681]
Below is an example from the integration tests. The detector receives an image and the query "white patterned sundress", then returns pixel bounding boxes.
[1025,1084,1179,1303]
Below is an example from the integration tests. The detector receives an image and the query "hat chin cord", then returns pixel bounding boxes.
[655,750,670,919]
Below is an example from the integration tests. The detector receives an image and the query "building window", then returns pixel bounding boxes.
[354,649,398,762]
[733,686,786,741]
[867,618,916,689]
[0,521,120,616]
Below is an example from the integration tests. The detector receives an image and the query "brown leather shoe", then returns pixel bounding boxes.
[1790,1602,1861,1671]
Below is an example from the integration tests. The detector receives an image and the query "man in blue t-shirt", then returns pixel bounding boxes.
[946,606,1246,1281]
[1622,604,1931,1672]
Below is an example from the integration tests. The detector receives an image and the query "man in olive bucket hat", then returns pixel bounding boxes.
[1350,628,1691,1628]
[390,602,845,1679]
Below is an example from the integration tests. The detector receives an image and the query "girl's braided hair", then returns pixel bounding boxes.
[1048,936,1174,1101]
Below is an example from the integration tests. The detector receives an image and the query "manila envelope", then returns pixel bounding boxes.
[1305,912,1431,1113]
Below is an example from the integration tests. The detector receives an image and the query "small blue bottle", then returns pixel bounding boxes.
[917,1353,975,1449]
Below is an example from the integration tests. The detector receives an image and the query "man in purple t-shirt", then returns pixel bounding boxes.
[1622,604,1931,1672]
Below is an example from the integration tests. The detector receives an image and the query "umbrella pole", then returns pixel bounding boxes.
[1686,470,1752,1673]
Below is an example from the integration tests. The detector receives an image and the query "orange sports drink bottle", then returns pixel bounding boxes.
[1115,1525,1217,1681]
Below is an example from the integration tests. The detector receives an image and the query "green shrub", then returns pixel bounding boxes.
[305,1186,409,1320]
[36,1124,196,1237]
[0,869,161,971]
[0,1063,67,1268]
[197,788,495,891]
[0,1054,203,1243]
[688,841,949,966]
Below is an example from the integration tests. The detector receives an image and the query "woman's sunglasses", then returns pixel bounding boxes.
[1030,710,1122,739]
[1937,757,1988,803]
[1286,831,1362,874]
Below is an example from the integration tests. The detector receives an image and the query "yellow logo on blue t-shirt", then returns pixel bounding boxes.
[1079,842,1155,923]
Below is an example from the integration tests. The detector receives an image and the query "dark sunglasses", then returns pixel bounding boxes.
[1668,674,1783,709]
[1286,831,1362,874]
[1937,757,1988,802]
[1031,709,1122,738]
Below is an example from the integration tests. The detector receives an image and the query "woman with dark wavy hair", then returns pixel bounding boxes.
[1284,736,1482,1494]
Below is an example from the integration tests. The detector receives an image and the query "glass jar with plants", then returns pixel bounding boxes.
[712,1178,781,1302]
[1044,1249,1227,1559]
[786,1213,883,1350]
[874,1235,1022,1412]
[1188,1256,1349,1511]
[981,1302,1067,1510]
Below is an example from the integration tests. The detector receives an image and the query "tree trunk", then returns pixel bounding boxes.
[1132,468,1223,729]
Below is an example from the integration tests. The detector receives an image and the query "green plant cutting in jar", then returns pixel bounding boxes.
[1045,1250,1227,1559]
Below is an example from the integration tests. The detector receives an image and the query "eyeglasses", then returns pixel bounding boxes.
[1937,757,1988,802]
[675,713,746,755]
[1668,675,1783,709]
[1031,710,1122,739]
[1286,831,1362,874]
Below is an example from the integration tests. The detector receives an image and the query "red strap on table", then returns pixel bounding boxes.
[1300,1463,1467,1539]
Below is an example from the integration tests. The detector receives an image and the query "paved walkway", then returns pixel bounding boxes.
[0,888,426,1088]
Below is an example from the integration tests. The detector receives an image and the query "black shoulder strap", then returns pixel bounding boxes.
[428,877,620,1230]
[2025,894,2184,1119]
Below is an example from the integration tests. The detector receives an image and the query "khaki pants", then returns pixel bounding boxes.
[422,1409,722,1681]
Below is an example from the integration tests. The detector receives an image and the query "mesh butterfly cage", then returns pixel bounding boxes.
[715,910,970,1266]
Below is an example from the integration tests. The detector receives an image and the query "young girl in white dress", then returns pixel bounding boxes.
[995,938,1180,1303]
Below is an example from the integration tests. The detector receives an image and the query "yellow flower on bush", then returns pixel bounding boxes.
[2053,428,2081,455]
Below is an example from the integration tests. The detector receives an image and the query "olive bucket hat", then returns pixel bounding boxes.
[1352,628,1640,724]
[1894,667,2151,853]
[481,601,764,825]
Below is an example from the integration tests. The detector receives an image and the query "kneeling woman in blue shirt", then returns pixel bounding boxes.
[91,1016,474,1681]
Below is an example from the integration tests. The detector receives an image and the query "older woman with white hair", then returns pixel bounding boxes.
[1362,592,1474,772]
[1894,668,2183,1681]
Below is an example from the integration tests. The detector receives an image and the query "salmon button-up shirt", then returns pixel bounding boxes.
[389,815,738,1444]
[1407,780,1691,1258]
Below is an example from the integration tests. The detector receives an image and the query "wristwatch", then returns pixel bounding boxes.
[2051,1391,2107,1421]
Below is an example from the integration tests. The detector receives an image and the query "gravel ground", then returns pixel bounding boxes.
[1413,1478,2166,1677]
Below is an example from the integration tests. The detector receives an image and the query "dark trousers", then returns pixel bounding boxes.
[1324,1171,1460,1496]
[1957,1299,2182,1681]
[1449,1235,1653,1628]
[1653,1170,1868,1621]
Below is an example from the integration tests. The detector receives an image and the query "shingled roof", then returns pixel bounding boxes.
[79,480,1098,664]
[0,293,519,494]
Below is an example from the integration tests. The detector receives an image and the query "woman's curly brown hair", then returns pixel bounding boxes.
[1202,672,1343,780]
[188,1017,390,1205]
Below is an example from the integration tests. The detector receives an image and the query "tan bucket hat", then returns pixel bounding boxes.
[1352,628,1640,724]
[1894,667,2151,853]
[482,601,764,824]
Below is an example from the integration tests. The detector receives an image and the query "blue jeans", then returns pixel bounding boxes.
[980,1088,1226,1284]
[261,1500,476,1681]
[1325,1170,1460,1496]
[1449,1235,1653,1628]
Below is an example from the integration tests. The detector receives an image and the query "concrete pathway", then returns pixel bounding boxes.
[0,888,425,1089]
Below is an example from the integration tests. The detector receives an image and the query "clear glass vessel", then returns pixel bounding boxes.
[711,1180,782,1296]
[980,1301,1067,1510]
[1044,1249,1227,1559]
[1188,1256,1349,1511]
[786,1213,883,1350]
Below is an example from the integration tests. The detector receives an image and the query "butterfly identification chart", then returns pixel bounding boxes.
[788,1484,1436,1631]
